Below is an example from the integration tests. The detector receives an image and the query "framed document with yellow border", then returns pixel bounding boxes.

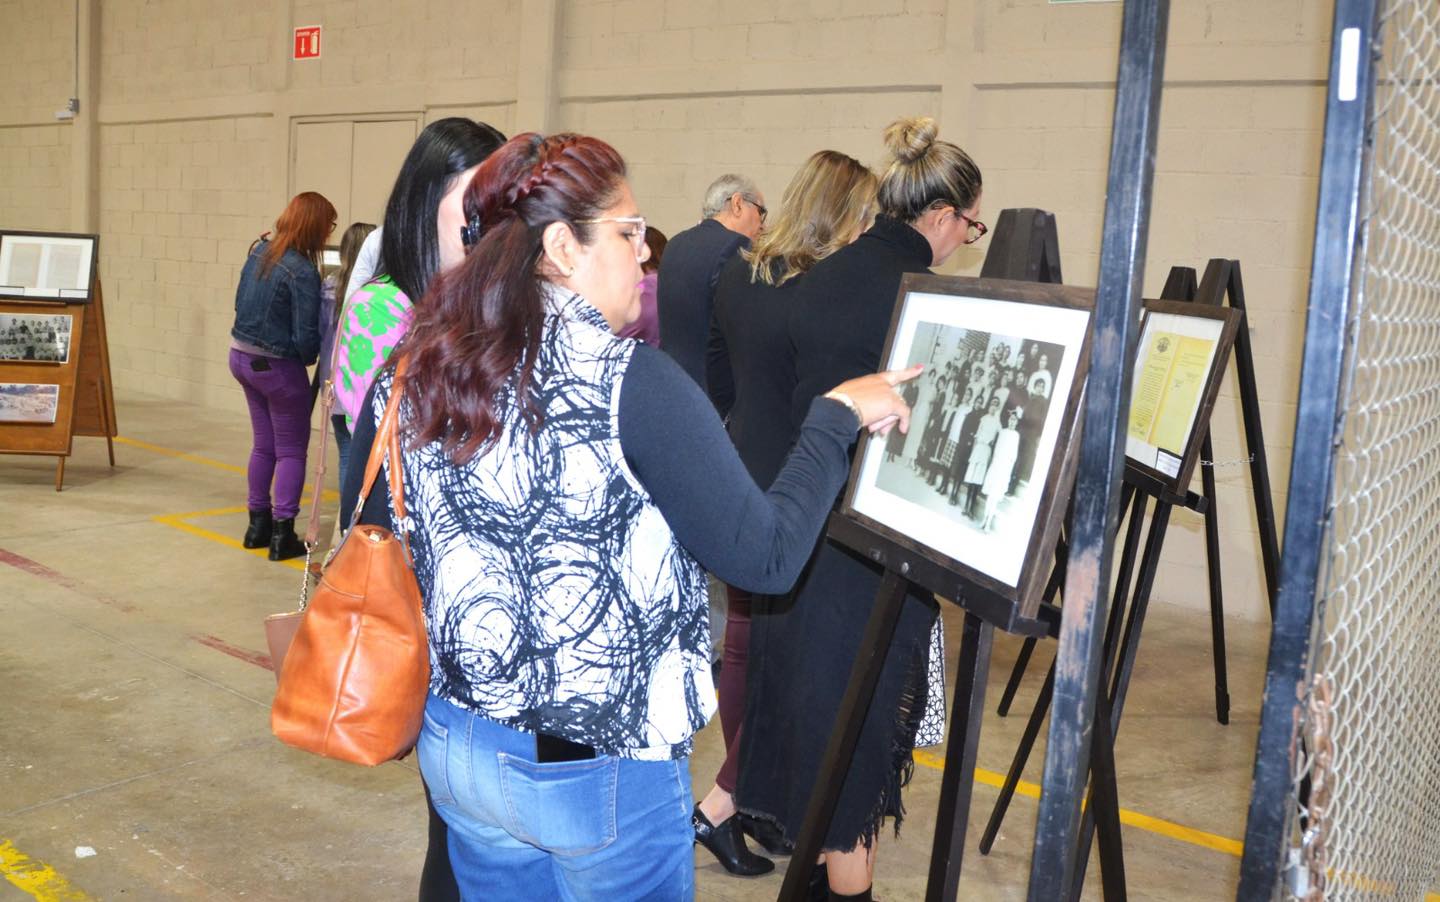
[1124,299,1242,492]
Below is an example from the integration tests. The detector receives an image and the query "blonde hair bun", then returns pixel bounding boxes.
[884,116,939,164]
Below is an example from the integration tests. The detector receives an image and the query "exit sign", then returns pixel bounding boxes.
[293,26,321,59]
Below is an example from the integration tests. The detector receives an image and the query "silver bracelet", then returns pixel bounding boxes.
[823,391,862,429]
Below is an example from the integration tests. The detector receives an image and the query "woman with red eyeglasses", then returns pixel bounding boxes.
[737,115,985,902]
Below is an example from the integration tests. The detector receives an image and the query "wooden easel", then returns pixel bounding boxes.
[0,276,117,491]
[977,260,1283,897]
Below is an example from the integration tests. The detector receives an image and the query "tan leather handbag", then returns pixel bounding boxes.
[270,364,429,767]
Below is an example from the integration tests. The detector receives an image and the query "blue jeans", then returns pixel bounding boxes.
[418,693,694,902]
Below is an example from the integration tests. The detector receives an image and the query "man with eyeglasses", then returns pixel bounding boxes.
[656,173,766,395]
[654,172,767,687]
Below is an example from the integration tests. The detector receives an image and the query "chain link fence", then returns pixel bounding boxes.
[1288,0,1440,897]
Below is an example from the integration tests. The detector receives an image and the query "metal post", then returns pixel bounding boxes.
[1236,0,1380,895]
[1026,0,1169,895]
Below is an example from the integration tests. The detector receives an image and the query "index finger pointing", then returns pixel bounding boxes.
[880,363,925,386]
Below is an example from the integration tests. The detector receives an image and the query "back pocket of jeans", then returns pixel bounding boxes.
[417,709,455,808]
[496,753,618,856]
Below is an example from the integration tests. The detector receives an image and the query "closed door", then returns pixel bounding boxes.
[292,117,419,235]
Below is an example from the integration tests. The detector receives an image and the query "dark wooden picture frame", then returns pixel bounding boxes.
[1124,299,1242,494]
[835,274,1094,618]
[0,231,100,303]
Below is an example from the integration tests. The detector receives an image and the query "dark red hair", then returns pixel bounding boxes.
[262,191,336,275]
[397,133,627,464]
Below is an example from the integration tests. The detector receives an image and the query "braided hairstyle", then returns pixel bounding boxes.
[398,132,628,464]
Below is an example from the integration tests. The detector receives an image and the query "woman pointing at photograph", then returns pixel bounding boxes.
[342,132,920,900]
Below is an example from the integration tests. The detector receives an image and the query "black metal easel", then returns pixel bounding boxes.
[977,260,1284,890]
[996,259,1281,729]
[775,516,1131,902]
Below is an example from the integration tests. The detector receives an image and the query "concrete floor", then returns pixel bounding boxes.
[0,389,1264,901]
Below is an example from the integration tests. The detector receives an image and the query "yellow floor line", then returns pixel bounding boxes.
[158,504,251,519]
[152,514,307,572]
[114,435,246,475]
[116,435,339,501]
[913,750,1245,858]
[0,840,93,901]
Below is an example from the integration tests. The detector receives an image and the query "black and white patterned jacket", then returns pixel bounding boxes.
[373,289,712,760]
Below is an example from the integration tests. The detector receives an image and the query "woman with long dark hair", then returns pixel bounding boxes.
[332,116,505,902]
[738,115,985,900]
[229,190,335,560]
[333,117,506,428]
[341,132,919,900]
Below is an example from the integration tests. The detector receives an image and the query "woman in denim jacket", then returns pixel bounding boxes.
[229,190,335,560]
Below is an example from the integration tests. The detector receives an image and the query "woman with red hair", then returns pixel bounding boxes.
[341,133,920,900]
[229,190,335,560]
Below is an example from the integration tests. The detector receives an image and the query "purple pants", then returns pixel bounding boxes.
[229,348,311,520]
[715,584,753,794]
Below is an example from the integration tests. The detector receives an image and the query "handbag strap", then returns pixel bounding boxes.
[303,382,337,550]
[347,356,413,555]
[296,357,411,612]
[303,284,355,550]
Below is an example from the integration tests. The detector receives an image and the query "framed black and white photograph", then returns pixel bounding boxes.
[0,383,61,424]
[841,275,1093,615]
[0,312,73,363]
[1124,300,1242,492]
[0,231,99,302]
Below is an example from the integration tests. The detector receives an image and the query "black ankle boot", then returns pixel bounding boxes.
[692,806,774,877]
[829,888,873,902]
[242,509,273,548]
[739,813,794,856]
[268,517,307,561]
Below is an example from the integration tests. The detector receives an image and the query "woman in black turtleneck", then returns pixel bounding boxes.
[737,115,986,902]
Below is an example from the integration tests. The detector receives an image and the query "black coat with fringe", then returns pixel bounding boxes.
[735,216,942,851]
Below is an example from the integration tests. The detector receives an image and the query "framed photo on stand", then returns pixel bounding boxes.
[0,231,99,302]
[0,312,73,363]
[1124,299,1242,493]
[0,383,61,424]
[839,274,1093,617]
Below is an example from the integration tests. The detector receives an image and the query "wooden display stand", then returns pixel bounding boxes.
[0,277,117,491]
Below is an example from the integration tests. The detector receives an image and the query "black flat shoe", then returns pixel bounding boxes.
[692,806,774,877]
[739,813,795,856]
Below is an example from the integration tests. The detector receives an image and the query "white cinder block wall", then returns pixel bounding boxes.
[0,0,1334,621]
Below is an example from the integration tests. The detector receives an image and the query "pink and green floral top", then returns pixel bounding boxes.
[334,276,413,428]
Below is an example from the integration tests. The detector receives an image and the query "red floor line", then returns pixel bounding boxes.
[0,546,139,613]
[192,634,274,671]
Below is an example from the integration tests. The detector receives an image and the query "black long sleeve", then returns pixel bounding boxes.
[621,343,856,593]
[705,310,736,419]
[340,344,860,595]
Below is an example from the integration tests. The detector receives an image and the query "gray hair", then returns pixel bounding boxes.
[701,174,760,219]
